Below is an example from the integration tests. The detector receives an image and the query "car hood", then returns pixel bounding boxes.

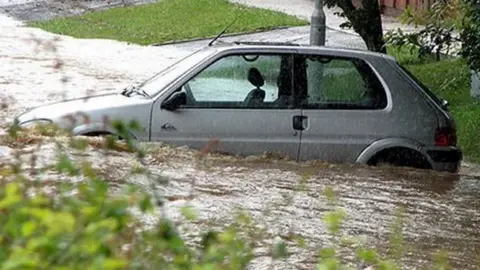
[17,93,151,124]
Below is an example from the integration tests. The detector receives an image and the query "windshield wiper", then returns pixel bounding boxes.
[121,84,150,98]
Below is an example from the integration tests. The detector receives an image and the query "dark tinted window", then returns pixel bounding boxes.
[301,55,387,110]
[396,62,444,107]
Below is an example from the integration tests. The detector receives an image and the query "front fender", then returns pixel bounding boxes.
[355,138,434,165]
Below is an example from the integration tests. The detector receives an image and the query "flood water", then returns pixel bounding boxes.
[155,157,480,269]
[10,139,478,269]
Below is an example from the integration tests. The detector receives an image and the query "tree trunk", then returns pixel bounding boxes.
[330,0,387,53]
[358,18,387,53]
[356,0,387,53]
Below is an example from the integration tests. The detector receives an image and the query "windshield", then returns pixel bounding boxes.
[396,62,445,107]
[139,48,217,97]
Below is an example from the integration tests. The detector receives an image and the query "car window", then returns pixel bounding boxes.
[301,55,387,110]
[177,53,294,109]
[396,62,445,108]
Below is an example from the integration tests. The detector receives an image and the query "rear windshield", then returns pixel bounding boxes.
[396,62,444,106]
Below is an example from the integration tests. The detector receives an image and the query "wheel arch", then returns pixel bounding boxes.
[356,138,434,167]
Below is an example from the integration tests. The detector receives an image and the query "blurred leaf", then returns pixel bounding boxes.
[1,257,39,270]
[81,161,97,179]
[130,164,147,175]
[322,186,336,202]
[91,179,109,198]
[180,205,198,221]
[21,221,38,237]
[235,210,251,225]
[30,195,50,207]
[272,240,288,259]
[85,218,119,234]
[317,258,340,270]
[81,206,99,219]
[356,248,379,264]
[319,247,336,259]
[55,154,79,176]
[377,259,400,270]
[0,182,22,209]
[127,120,141,132]
[218,229,236,244]
[295,235,306,248]
[431,250,451,270]
[139,195,153,213]
[103,258,127,269]
[7,119,21,139]
[104,135,117,150]
[323,210,345,234]
[0,166,14,177]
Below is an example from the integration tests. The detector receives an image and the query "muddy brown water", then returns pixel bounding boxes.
[6,140,478,269]
[169,160,480,269]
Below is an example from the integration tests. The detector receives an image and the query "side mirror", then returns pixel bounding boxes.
[161,92,187,111]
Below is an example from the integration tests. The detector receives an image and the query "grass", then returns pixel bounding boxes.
[28,0,308,45]
[389,46,480,163]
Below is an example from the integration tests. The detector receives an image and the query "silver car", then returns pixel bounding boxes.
[15,42,462,172]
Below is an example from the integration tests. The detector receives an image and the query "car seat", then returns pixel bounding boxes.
[242,67,266,107]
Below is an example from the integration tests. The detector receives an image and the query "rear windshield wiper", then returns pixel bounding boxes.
[121,84,150,98]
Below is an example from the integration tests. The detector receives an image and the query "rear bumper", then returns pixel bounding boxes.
[425,147,463,173]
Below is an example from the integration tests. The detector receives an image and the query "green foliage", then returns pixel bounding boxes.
[28,0,307,45]
[385,0,469,61]
[460,0,480,72]
[385,0,480,70]
[450,103,480,163]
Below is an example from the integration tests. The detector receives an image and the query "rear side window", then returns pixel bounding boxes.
[300,55,388,110]
[396,63,444,107]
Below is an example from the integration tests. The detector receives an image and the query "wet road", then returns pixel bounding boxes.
[0,7,479,270]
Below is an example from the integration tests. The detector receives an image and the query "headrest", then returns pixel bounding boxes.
[248,67,264,88]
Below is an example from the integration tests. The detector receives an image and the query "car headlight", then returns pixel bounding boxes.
[18,119,53,129]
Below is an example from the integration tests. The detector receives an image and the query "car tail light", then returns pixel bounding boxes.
[435,127,457,146]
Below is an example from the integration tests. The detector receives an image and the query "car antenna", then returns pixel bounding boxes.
[208,14,238,46]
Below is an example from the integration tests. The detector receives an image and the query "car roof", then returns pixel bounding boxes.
[207,41,397,62]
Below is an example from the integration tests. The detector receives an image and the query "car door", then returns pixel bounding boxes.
[295,53,390,163]
[150,52,303,159]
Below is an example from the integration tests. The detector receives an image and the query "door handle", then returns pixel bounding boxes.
[293,115,307,131]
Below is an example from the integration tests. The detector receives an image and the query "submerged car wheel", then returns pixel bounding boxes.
[370,147,432,170]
